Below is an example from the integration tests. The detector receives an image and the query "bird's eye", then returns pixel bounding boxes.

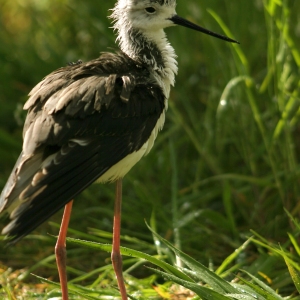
[145,7,156,14]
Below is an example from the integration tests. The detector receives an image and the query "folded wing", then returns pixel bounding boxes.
[0,52,165,243]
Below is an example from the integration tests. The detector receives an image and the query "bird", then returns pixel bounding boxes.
[0,0,238,299]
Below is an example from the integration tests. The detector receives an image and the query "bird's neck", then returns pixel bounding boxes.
[117,28,178,98]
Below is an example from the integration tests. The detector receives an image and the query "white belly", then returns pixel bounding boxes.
[98,110,165,183]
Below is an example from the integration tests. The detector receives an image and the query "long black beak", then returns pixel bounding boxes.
[170,15,239,44]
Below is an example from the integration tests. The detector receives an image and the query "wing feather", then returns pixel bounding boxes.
[0,51,166,243]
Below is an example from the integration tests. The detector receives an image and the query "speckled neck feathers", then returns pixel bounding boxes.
[110,0,178,98]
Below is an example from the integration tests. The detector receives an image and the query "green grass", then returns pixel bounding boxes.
[1,0,300,299]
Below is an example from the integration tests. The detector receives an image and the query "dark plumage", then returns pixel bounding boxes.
[0,51,165,243]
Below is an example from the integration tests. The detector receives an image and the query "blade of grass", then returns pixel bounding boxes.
[216,237,253,275]
[240,270,284,300]
[283,258,300,294]
[169,139,182,268]
[146,222,238,294]
[31,274,104,300]
[149,267,232,300]
[66,237,194,282]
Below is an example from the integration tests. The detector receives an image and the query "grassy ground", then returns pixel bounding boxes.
[1,0,300,299]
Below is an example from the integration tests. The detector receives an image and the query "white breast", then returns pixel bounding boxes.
[98,110,165,183]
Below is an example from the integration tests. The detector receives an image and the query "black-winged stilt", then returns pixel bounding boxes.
[0,1,238,299]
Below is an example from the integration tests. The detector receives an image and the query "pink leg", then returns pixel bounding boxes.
[55,200,73,300]
[111,179,128,300]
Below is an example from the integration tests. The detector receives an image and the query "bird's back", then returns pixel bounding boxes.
[0,51,166,243]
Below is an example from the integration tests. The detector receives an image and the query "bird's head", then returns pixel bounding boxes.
[111,0,177,33]
[110,0,239,43]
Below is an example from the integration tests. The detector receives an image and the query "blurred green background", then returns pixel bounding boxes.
[0,0,300,298]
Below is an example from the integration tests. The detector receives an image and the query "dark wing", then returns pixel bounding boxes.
[0,52,165,243]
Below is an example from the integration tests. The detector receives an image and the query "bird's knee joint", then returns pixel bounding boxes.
[111,251,123,266]
[55,245,67,260]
